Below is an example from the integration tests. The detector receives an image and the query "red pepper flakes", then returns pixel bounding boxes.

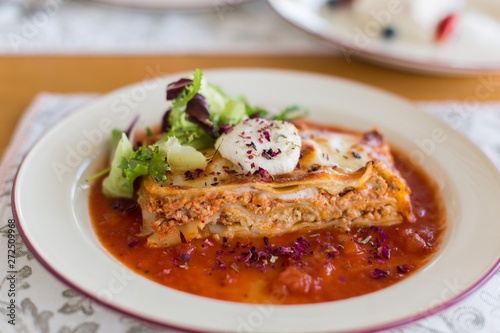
[381,245,390,259]
[397,265,411,274]
[184,171,194,180]
[219,125,233,135]
[263,131,271,142]
[262,150,272,160]
[246,142,257,150]
[254,167,272,181]
[370,268,389,279]
[230,262,240,273]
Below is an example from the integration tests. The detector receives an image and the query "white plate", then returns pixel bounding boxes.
[86,0,253,10]
[13,69,500,332]
[268,0,500,75]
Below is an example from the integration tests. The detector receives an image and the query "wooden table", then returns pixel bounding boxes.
[2,55,500,159]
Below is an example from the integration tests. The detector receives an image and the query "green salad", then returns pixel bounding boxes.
[91,69,308,199]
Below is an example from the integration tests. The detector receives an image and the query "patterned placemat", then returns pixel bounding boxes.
[1,93,499,333]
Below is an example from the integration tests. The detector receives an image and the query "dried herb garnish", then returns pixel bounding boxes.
[370,268,389,279]
[397,265,411,274]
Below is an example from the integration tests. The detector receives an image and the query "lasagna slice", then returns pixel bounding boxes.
[137,121,413,247]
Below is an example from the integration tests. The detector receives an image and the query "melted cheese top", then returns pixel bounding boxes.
[150,124,395,193]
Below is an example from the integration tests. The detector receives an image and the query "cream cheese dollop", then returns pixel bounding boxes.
[215,118,301,175]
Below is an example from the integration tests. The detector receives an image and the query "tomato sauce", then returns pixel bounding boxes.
[89,152,445,304]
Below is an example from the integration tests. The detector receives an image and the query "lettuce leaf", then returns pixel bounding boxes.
[155,137,207,173]
[163,69,216,149]
[163,71,254,149]
[272,104,309,121]
[102,133,170,198]
[171,68,203,108]
[102,133,135,198]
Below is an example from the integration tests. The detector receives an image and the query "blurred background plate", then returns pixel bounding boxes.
[268,0,500,75]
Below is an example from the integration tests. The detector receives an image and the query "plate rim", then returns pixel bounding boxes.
[84,0,254,11]
[12,67,500,332]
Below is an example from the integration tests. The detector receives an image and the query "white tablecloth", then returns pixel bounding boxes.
[1,93,500,333]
